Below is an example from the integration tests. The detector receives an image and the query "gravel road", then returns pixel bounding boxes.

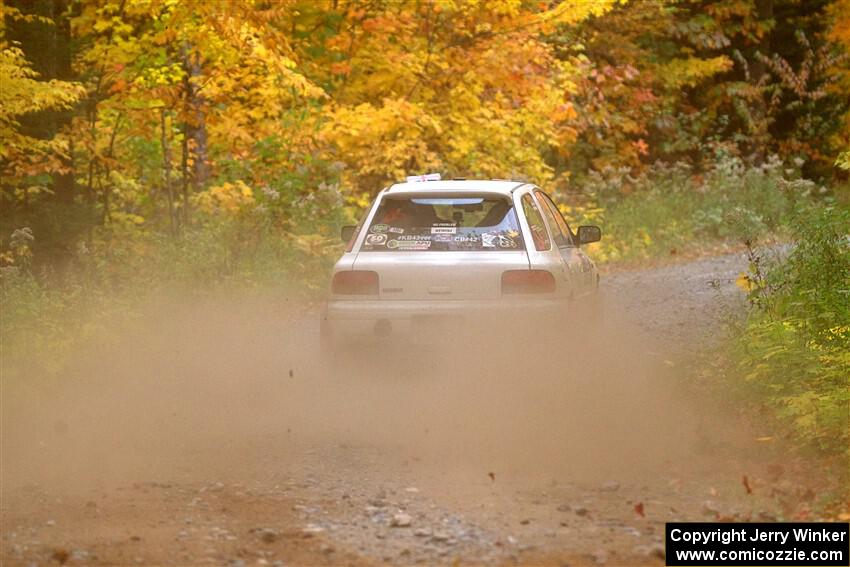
[2,252,824,566]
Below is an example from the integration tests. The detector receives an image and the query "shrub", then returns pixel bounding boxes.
[732,205,849,456]
[1,177,352,377]
[561,156,820,263]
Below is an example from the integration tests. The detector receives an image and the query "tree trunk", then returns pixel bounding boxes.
[183,49,209,190]
[179,47,192,227]
[749,0,774,163]
[181,121,190,227]
[161,110,177,238]
[85,97,99,208]
[101,114,122,225]
[50,0,76,202]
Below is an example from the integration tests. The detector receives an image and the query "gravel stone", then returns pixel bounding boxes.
[390,513,412,527]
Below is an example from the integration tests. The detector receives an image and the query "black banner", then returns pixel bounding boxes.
[666,522,849,566]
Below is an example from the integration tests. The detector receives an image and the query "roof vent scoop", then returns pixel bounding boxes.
[406,173,441,182]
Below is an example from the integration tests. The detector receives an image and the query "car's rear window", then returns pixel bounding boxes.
[360,195,525,252]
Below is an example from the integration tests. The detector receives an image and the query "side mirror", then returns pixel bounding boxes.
[576,225,601,245]
[340,225,356,242]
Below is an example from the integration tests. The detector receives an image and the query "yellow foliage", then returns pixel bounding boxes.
[193,181,255,215]
[535,0,622,28]
[658,56,734,89]
[828,0,850,47]
[0,44,84,169]
[109,211,146,227]
[735,272,757,292]
[321,99,443,189]
[316,6,590,194]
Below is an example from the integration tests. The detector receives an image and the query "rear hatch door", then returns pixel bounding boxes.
[352,251,529,300]
[352,192,530,300]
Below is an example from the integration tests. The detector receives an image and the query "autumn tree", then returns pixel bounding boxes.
[286,0,619,196]
[1,0,848,273]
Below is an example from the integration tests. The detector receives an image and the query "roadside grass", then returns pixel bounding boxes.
[564,157,849,503]
[563,156,820,264]
[726,205,849,460]
[1,219,343,379]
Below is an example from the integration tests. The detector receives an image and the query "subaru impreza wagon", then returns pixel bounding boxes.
[321,176,601,347]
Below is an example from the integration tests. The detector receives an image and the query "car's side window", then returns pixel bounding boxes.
[534,191,573,248]
[539,192,577,245]
[521,194,551,251]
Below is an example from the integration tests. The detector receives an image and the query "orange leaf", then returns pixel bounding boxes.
[109,79,127,94]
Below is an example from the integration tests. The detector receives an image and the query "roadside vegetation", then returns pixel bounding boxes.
[730,205,849,461]
[1,0,849,467]
[564,155,829,264]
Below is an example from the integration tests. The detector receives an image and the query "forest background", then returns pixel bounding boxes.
[2,0,849,465]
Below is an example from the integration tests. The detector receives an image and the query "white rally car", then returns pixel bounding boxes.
[321,176,601,346]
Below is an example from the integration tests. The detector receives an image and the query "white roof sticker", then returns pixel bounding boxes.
[405,173,442,183]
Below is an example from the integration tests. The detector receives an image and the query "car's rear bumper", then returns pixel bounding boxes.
[323,297,566,341]
[327,297,565,318]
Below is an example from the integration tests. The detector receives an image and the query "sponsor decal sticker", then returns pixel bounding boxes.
[431,225,457,235]
[365,233,387,246]
[371,223,389,233]
[388,227,404,234]
[433,233,452,242]
[481,233,496,248]
[497,235,517,248]
[388,239,431,250]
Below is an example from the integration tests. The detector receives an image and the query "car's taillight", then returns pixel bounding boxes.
[501,270,556,294]
[332,271,379,295]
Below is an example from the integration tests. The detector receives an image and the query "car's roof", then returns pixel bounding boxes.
[385,179,529,195]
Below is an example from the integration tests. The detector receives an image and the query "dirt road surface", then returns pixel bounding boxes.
[2,252,835,566]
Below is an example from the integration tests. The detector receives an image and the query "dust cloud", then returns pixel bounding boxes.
[3,290,713,497]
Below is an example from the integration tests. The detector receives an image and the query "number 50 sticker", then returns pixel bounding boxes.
[366,233,387,246]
